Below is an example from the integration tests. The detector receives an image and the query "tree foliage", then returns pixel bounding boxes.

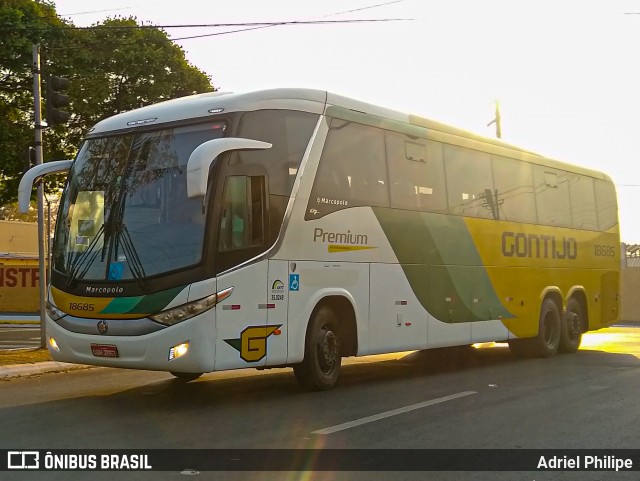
[0,0,215,206]
[0,0,65,204]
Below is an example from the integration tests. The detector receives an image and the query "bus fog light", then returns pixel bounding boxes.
[49,337,60,352]
[169,341,189,361]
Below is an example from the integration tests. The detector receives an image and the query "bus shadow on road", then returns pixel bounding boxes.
[122,342,639,411]
[98,346,503,410]
[90,344,639,412]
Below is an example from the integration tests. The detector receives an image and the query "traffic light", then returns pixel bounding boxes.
[23,146,36,172]
[46,76,71,126]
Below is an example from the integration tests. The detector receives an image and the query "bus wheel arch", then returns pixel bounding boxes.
[559,292,587,353]
[509,293,562,358]
[320,295,358,357]
[293,295,358,390]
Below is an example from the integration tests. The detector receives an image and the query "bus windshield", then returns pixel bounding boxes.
[53,122,227,283]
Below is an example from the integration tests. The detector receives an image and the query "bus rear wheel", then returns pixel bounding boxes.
[509,298,561,358]
[559,298,583,353]
[293,305,342,391]
[170,372,202,382]
[531,298,561,357]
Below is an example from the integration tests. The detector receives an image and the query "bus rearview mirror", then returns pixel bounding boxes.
[18,160,73,213]
[186,138,272,198]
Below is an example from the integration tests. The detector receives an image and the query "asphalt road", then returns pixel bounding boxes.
[0,325,41,350]
[1,326,639,481]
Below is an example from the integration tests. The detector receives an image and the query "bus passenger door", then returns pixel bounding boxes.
[213,173,270,370]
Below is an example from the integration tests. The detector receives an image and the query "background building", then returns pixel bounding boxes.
[0,221,39,313]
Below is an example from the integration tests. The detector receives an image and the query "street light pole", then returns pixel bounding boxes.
[487,99,502,139]
[32,44,48,349]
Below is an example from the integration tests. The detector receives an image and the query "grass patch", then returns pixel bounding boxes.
[0,322,40,325]
[0,349,52,366]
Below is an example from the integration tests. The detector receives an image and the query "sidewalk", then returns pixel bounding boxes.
[0,360,91,380]
[0,314,89,379]
[0,313,40,324]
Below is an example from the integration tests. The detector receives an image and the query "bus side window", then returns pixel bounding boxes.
[533,166,572,227]
[594,179,618,231]
[444,144,495,219]
[307,119,388,219]
[491,155,536,223]
[569,174,598,230]
[386,132,447,213]
[219,176,266,252]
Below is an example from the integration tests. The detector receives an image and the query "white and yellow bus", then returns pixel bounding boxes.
[19,89,620,390]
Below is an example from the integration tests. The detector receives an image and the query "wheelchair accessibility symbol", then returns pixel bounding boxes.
[289,274,300,292]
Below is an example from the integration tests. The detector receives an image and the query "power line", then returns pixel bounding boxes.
[56,0,407,19]
[170,18,415,41]
[6,18,414,32]
[170,0,410,41]
[316,0,407,18]
[21,0,414,48]
[19,19,416,50]
[34,1,414,50]
[170,24,281,42]
[41,18,412,51]
[58,7,135,17]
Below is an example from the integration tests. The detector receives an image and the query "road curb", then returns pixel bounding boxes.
[0,361,93,380]
[0,315,40,323]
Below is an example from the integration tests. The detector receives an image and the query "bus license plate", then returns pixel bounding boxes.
[91,343,119,358]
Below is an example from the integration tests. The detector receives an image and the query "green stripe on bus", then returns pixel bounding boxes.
[100,285,186,315]
[373,208,512,323]
[100,296,144,314]
[127,285,186,314]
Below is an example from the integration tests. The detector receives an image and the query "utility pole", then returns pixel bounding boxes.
[487,99,502,139]
[32,45,47,349]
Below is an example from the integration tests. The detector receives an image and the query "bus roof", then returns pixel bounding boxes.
[88,88,612,182]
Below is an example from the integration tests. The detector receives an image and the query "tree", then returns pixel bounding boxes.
[0,0,66,205]
[0,1,215,207]
[45,17,215,152]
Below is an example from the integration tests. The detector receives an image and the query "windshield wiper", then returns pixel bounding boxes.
[99,160,147,288]
[65,218,147,289]
[65,224,105,288]
[111,220,146,288]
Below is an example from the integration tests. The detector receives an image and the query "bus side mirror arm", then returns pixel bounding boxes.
[186,138,272,198]
[18,160,73,213]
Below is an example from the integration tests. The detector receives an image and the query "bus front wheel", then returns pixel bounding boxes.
[293,305,342,391]
[170,372,202,382]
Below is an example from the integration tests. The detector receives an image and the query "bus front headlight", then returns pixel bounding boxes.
[149,287,233,326]
[46,301,66,321]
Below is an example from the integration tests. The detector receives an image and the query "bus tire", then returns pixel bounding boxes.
[170,372,202,382]
[293,305,342,391]
[559,298,583,353]
[531,298,561,357]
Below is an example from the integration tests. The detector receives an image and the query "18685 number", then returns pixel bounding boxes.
[594,245,616,257]
[69,302,95,311]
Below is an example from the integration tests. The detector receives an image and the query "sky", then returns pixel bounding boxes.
[53,0,640,243]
